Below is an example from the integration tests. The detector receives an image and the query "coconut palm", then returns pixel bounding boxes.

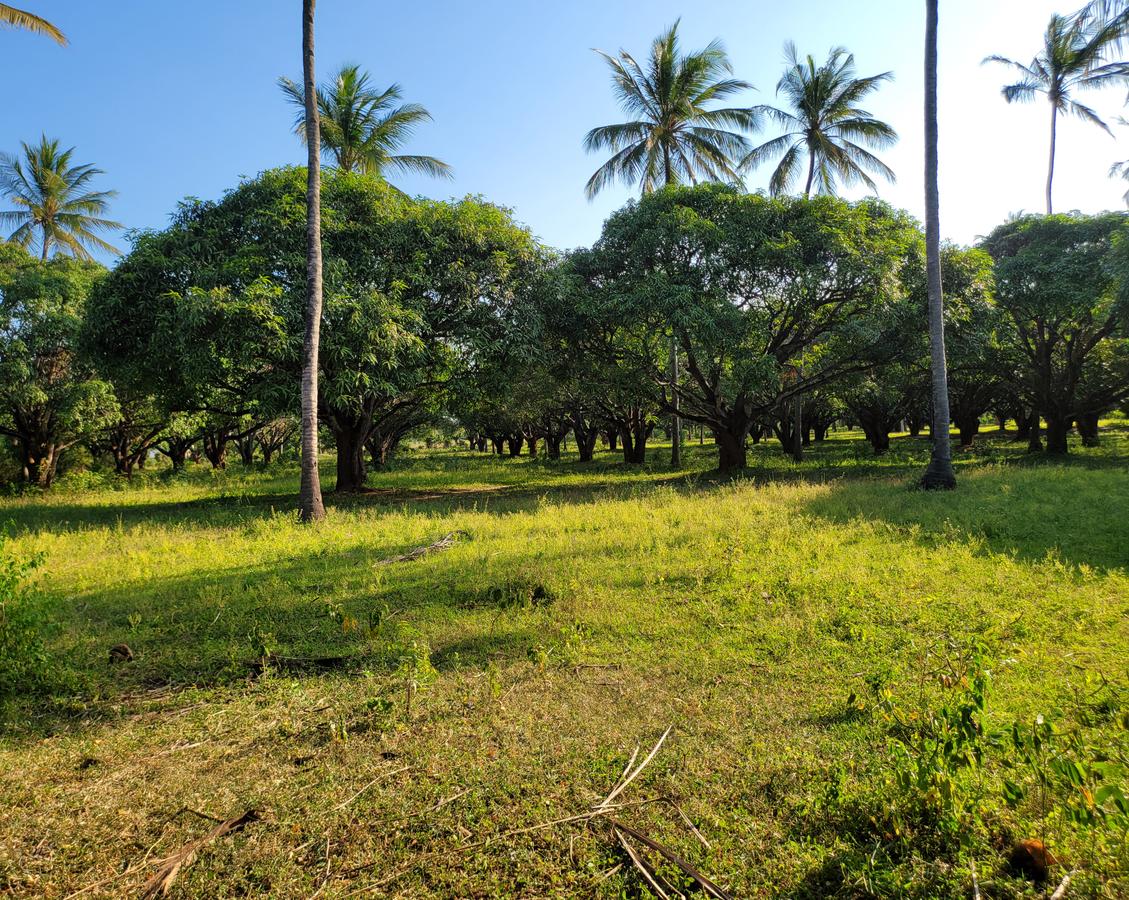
[298,0,326,523]
[743,43,897,198]
[985,12,1129,214]
[0,4,65,43]
[583,20,759,199]
[279,64,451,182]
[921,0,956,490]
[0,137,121,260]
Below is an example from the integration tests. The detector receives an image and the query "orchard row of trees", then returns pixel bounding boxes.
[461,187,1129,471]
[3,171,1126,488]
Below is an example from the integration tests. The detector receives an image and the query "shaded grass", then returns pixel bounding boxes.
[0,426,1126,897]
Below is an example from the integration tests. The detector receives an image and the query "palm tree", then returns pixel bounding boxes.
[1111,158,1129,203]
[744,43,897,198]
[985,12,1129,214]
[921,0,956,491]
[0,4,65,43]
[279,64,451,183]
[583,20,759,199]
[298,0,326,523]
[0,137,121,260]
[585,21,757,467]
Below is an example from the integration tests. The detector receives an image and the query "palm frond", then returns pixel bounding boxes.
[0,3,65,44]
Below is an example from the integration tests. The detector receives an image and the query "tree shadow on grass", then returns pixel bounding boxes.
[2,458,714,537]
[799,439,1129,573]
[7,540,576,738]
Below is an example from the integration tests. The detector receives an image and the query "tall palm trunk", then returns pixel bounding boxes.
[660,139,681,466]
[804,146,816,198]
[298,0,326,522]
[1046,104,1058,215]
[669,335,681,467]
[921,0,956,490]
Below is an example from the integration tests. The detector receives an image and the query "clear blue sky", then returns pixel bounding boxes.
[4,0,1128,265]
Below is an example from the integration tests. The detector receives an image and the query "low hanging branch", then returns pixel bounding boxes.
[375,530,468,565]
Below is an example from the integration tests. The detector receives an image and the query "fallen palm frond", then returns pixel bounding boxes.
[139,809,259,898]
[376,530,468,565]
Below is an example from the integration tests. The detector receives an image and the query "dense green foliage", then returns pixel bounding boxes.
[0,243,116,487]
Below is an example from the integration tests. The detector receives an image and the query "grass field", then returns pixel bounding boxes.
[0,426,1126,898]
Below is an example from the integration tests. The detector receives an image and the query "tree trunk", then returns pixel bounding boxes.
[921,0,957,490]
[332,421,368,492]
[298,0,326,522]
[669,335,681,468]
[1077,412,1100,447]
[546,435,562,460]
[1046,104,1057,215]
[956,415,980,448]
[238,437,256,466]
[605,430,618,452]
[715,428,747,473]
[526,436,538,457]
[202,433,228,469]
[865,426,892,454]
[1045,413,1069,455]
[506,435,523,457]
[1027,412,1043,453]
[22,440,58,488]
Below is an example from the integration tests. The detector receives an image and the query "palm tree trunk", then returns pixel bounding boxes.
[804,150,816,198]
[663,142,675,187]
[921,0,956,490]
[662,140,680,466]
[41,225,49,260]
[298,0,326,522]
[669,335,681,468]
[1046,104,1057,215]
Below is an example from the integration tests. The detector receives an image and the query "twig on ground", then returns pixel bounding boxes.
[970,859,980,900]
[331,766,410,813]
[596,725,672,810]
[376,530,468,565]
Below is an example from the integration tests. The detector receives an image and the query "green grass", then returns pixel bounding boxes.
[0,426,1126,898]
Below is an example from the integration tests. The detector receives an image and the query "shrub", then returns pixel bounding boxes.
[0,529,51,709]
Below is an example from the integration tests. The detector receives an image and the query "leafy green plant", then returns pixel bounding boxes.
[0,528,49,708]
[392,636,437,721]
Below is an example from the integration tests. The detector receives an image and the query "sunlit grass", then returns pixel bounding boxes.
[0,426,1125,897]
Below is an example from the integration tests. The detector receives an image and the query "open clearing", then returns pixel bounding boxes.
[0,428,1127,898]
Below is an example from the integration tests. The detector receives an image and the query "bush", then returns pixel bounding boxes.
[0,529,52,708]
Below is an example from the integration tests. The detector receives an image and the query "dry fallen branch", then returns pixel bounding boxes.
[596,725,672,810]
[1050,869,1077,900]
[610,819,734,900]
[139,809,259,898]
[615,825,681,899]
[376,530,468,564]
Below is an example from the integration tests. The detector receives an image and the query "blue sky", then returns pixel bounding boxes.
[4,0,1129,264]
